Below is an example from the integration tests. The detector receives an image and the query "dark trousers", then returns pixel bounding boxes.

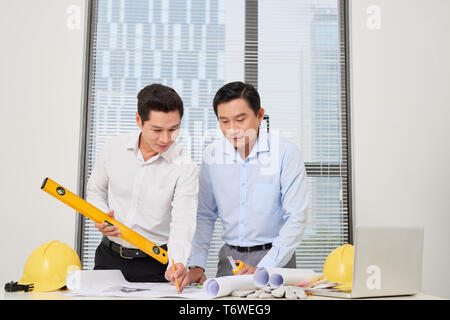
[94,241,168,282]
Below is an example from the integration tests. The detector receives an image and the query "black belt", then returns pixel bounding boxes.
[227,243,272,253]
[102,236,167,260]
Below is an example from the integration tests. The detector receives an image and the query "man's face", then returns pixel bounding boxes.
[136,110,181,153]
[216,98,264,149]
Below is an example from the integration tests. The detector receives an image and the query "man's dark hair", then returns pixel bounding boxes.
[137,84,183,123]
[212,81,260,117]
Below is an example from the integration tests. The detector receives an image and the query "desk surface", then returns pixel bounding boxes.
[1,288,445,300]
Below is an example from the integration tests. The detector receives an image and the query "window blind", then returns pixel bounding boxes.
[80,0,351,277]
[257,0,351,271]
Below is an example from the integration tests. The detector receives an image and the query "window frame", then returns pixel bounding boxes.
[76,0,353,267]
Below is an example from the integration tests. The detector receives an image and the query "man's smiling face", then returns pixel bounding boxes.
[216,98,264,149]
[136,110,181,154]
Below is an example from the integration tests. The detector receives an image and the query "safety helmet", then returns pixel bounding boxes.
[322,244,354,290]
[9,241,81,292]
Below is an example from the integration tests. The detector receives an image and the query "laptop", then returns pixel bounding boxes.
[309,225,424,299]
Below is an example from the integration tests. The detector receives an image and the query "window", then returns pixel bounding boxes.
[79,0,351,277]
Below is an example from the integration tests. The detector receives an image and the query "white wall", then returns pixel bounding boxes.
[350,0,450,298]
[0,0,86,287]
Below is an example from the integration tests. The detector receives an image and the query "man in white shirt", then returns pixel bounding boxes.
[86,84,198,287]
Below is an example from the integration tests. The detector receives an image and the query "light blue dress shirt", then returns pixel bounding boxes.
[189,128,309,270]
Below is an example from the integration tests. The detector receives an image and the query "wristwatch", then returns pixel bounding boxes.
[189,266,205,272]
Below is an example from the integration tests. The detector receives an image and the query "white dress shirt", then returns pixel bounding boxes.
[86,132,199,267]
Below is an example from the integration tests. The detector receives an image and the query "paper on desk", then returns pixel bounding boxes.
[203,275,257,298]
[65,270,209,299]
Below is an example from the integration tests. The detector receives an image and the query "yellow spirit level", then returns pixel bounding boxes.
[41,177,168,265]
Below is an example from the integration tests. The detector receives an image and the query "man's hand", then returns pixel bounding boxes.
[94,210,121,237]
[179,266,207,292]
[165,263,187,293]
[236,263,257,275]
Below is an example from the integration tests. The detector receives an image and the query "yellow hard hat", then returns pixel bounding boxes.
[322,244,354,290]
[14,241,81,292]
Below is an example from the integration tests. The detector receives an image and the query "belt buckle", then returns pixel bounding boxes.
[119,246,133,259]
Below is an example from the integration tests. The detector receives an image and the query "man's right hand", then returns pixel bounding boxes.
[94,209,121,237]
[179,266,207,292]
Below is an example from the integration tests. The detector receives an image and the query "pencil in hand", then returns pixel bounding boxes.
[172,258,180,293]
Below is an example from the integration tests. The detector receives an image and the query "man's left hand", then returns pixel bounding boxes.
[236,264,257,275]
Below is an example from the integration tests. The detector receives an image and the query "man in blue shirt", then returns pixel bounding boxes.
[180,81,309,290]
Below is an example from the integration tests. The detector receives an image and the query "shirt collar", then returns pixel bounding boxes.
[126,132,175,163]
[126,133,140,151]
[159,144,176,163]
[250,127,270,156]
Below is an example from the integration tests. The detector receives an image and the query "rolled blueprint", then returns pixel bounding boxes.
[254,267,322,288]
[66,269,129,293]
[203,275,257,298]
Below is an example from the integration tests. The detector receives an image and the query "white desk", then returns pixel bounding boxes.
[1,288,445,300]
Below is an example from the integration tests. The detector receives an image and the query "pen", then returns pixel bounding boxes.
[172,258,180,293]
